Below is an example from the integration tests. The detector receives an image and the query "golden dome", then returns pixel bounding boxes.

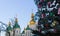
[29,13,36,25]
[30,20,36,25]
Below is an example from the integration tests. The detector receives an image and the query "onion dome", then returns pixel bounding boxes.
[6,21,12,32]
[26,25,32,30]
[29,13,36,25]
[13,17,20,29]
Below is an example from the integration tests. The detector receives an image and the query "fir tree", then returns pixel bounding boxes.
[32,0,60,36]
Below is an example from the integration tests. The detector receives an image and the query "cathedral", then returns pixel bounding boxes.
[5,0,60,36]
[5,13,38,36]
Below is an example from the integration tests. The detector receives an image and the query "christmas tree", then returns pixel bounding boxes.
[32,0,60,36]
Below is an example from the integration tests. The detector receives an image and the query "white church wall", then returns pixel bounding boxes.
[1,31,6,36]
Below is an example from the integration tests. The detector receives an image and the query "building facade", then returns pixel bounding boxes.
[6,13,37,36]
[6,17,21,36]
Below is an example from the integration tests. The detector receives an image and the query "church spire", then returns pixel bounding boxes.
[29,13,36,25]
[6,21,12,32]
[15,17,18,23]
[15,14,18,23]
[13,16,20,29]
[8,21,11,26]
[31,13,34,19]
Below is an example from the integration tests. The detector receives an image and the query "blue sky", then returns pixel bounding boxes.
[0,0,37,32]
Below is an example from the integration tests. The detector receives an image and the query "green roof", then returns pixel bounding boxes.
[6,25,12,32]
[13,22,20,29]
[13,18,20,29]
[26,25,32,30]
